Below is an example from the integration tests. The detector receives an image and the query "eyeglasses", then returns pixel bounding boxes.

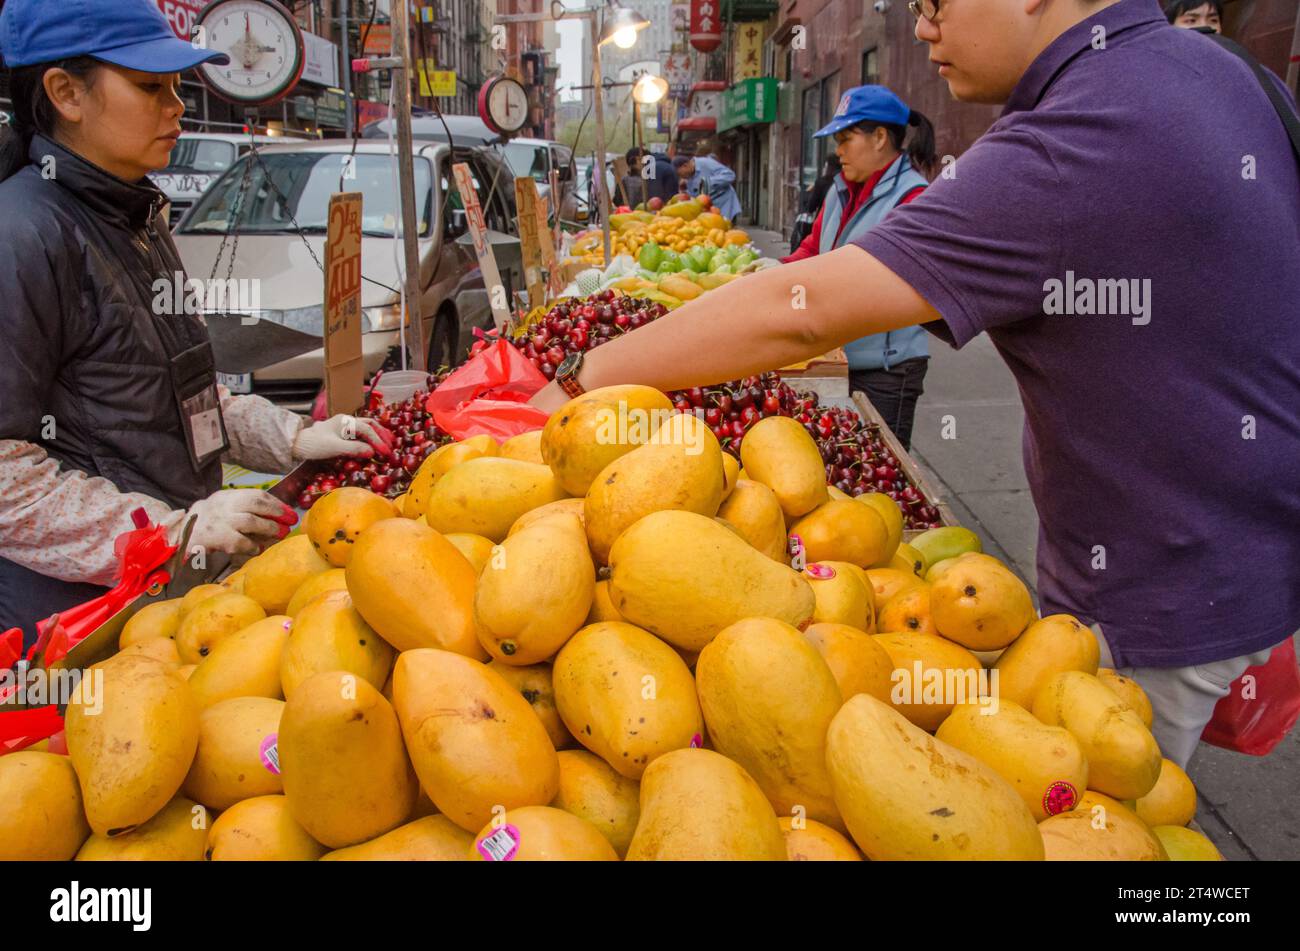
[907,0,940,22]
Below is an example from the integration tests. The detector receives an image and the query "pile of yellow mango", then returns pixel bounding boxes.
[571,209,751,267]
[0,387,1221,861]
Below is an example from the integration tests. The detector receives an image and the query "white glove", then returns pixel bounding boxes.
[292,414,396,461]
[183,489,297,557]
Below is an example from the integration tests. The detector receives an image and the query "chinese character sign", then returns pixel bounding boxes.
[690,0,721,53]
[733,24,763,81]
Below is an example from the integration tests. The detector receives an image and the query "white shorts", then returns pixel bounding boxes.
[1091,624,1278,769]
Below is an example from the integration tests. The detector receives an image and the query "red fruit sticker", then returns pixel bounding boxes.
[259,734,280,775]
[804,563,836,580]
[477,823,521,862]
[690,733,703,749]
[1042,780,1078,816]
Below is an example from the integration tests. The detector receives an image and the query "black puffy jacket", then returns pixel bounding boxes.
[0,135,222,639]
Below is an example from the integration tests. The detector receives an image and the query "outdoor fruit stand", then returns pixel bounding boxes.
[0,181,1221,865]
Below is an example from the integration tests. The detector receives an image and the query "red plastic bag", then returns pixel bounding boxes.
[425,338,550,441]
[0,509,176,754]
[33,511,176,666]
[1200,638,1300,756]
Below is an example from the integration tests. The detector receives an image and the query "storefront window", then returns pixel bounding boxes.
[800,84,821,189]
[800,71,841,189]
[863,48,879,85]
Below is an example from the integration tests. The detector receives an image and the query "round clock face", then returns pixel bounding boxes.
[196,0,304,106]
[487,78,529,134]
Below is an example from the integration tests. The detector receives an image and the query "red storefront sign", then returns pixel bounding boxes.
[156,0,207,41]
[689,0,721,53]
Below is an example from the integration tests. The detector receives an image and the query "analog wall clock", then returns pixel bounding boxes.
[194,0,306,107]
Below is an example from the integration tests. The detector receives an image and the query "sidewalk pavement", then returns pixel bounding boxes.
[746,226,1299,859]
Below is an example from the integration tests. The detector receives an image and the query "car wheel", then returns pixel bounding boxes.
[427,309,460,372]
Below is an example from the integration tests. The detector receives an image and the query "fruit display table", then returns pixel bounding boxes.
[3,380,1215,864]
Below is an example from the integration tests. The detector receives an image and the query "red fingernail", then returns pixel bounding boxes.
[278,524,289,539]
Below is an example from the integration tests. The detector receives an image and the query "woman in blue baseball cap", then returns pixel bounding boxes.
[784,85,937,450]
[0,0,394,648]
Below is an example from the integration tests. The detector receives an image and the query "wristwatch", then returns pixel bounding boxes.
[555,351,586,399]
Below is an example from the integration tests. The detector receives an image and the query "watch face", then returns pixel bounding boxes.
[196,0,304,106]
[557,352,582,378]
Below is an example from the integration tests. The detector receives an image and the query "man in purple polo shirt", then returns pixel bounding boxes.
[531,0,1300,767]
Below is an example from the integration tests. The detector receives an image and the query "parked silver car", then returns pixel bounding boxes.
[501,137,578,226]
[173,139,522,412]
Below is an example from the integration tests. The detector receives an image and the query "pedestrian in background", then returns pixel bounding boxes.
[626,146,677,204]
[783,86,937,451]
[618,152,645,208]
[790,155,841,254]
[1165,0,1222,32]
[672,152,742,223]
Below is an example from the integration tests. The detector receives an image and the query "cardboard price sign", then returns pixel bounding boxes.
[514,176,547,311]
[452,162,511,332]
[323,192,365,415]
[541,170,565,297]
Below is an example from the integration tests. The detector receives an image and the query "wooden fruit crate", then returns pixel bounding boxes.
[779,348,848,400]
[852,391,959,538]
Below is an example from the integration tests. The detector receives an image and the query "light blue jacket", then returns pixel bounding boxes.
[684,155,742,223]
[820,156,930,370]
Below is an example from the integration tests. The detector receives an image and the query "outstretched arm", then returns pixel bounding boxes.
[530,244,939,411]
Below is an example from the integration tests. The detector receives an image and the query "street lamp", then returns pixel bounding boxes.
[630,74,667,151]
[632,74,668,105]
[600,4,651,48]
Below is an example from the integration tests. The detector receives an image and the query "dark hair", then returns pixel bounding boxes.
[855,110,938,177]
[822,154,842,179]
[1164,0,1222,22]
[0,57,101,182]
[625,147,643,165]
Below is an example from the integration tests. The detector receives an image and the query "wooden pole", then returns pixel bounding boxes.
[393,0,426,370]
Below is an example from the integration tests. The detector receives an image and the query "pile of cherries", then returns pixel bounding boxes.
[516,290,670,379]
[667,371,794,450]
[295,372,452,510]
[668,372,941,530]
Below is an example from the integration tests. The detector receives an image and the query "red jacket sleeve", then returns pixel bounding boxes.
[782,206,824,263]
[898,185,925,205]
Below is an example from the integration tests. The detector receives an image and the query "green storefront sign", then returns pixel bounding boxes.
[719,77,778,133]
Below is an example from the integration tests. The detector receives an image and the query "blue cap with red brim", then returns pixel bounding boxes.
[814,85,911,138]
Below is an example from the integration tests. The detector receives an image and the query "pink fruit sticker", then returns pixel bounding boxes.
[787,534,803,556]
[259,733,280,775]
[804,563,836,580]
[477,823,521,862]
[1042,780,1078,816]
[690,733,702,749]
[282,619,293,631]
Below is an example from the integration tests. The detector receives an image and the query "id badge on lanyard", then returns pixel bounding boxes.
[170,341,230,472]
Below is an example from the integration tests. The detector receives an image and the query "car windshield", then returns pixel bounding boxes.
[503,143,549,182]
[179,152,434,237]
[163,139,238,174]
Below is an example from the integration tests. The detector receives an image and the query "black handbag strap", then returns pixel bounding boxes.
[1204,31,1300,163]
